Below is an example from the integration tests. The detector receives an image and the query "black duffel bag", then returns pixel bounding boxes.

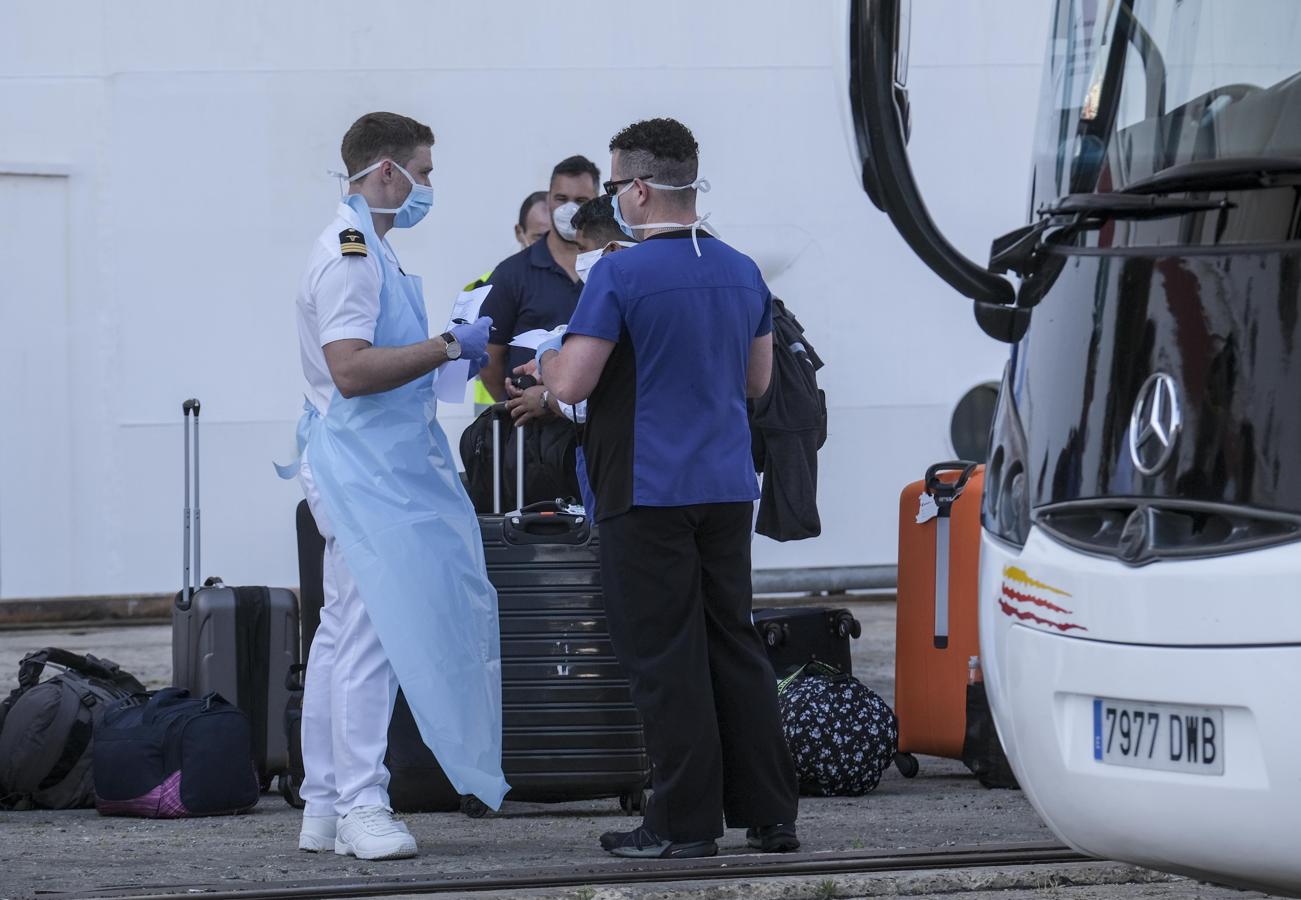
[93,688,260,818]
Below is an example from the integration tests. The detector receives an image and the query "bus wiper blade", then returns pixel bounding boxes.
[990,192,1229,278]
[1038,192,1229,220]
[1122,157,1301,195]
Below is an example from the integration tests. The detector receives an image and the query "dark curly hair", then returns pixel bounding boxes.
[571,196,625,245]
[609,118,699,205]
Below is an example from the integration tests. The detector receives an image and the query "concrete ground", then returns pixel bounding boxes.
[0,599,1277,900]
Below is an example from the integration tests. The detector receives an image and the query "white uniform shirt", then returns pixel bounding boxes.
[295,201,402,415]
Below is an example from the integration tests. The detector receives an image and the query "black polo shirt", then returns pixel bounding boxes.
[482,237,583,371]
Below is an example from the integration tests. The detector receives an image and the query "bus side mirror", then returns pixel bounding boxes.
[974,301,1032,344]
[851,0,911,209]
[849,0,1021,340]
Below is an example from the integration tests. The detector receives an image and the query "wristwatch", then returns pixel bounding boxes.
[540,389,550,413]
[440,331,462,360]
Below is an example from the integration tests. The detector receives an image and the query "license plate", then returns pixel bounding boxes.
[1092,698,1224,775]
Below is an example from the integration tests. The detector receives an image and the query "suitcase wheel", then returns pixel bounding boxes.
[894,752,920,779]
[280,773,304,809]
[832,612,862,640]
[460,795,490,818]
[619,788,647,814]
[760,622,786,648]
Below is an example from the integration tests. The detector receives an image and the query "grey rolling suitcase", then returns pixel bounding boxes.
[171,398,298,789]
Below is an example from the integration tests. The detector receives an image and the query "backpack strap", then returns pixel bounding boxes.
[34,691,95,791]
[17,648,145,694]
[0,674,93,806]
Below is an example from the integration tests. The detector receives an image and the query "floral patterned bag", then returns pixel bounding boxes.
[777,661,898,796]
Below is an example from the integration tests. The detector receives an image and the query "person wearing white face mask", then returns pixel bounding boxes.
[477,155,600,403]
[284,112,505,861]
[506,196,635,517]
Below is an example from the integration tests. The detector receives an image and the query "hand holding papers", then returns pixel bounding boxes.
[509,324,567,351]
[434,284,492,403]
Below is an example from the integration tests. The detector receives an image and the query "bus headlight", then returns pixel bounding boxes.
[982,361,1031,547]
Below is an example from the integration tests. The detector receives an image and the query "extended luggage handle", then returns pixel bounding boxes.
[925,460,979,512]
[179,398,202,611]
[923,460,977,653]
[488,399,529,516]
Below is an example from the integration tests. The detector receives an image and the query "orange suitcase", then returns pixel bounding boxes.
[893,461,983,777]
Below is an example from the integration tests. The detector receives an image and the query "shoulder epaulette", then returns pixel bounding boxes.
[339,228,367,257]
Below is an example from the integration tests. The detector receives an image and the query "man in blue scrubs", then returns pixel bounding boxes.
[537,118,799,859]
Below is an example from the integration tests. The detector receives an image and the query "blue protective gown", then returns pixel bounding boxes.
[281,194,508,809]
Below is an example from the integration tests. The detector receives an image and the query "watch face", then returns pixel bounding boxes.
[443,333,461,359]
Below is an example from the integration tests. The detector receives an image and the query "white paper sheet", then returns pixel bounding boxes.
[449,284,491,326]
[434,284,492,403]
[508,324,567,351]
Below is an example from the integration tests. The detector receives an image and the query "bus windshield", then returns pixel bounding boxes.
[1031,0,1301,208]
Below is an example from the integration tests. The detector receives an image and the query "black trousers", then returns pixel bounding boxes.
[598,503,798,842]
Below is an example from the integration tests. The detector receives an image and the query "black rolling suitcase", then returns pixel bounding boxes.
[752,606,862,678]
[171,399,299,790]
[287,408,650,814]
[483,412,649,812]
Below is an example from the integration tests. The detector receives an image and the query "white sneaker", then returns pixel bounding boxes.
[298,814,338,853]
[334,805,417,860]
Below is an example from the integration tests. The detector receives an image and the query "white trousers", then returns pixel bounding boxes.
[299,453,400,818]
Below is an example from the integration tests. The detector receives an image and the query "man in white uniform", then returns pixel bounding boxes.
[292,112,497,861]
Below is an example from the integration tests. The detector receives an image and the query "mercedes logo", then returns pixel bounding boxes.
[1128,372,1182,476]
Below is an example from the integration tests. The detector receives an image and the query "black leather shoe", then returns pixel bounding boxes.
[746,823,800,852]
[600,824,718,859]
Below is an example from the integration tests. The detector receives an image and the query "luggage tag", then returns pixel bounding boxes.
[916,493,939,524]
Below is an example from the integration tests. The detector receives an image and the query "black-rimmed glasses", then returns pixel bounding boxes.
[603,175,654,197]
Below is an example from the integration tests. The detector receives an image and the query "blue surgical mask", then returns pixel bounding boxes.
[611,182,639,240]
[347,159,434,228]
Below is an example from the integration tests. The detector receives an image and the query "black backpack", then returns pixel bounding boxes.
[460,406,580,513]
[749,297,828,542]
[0,648,146,809]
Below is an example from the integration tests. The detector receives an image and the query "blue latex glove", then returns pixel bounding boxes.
[450,316,493,363]
[534,332,564,378]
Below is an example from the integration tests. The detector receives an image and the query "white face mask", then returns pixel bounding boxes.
[552,201,580,242]
[611,178,713,256]
[574,241,636,283]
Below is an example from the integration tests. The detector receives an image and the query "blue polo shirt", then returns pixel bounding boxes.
[483,237,583,371]
[566,231,772,521]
